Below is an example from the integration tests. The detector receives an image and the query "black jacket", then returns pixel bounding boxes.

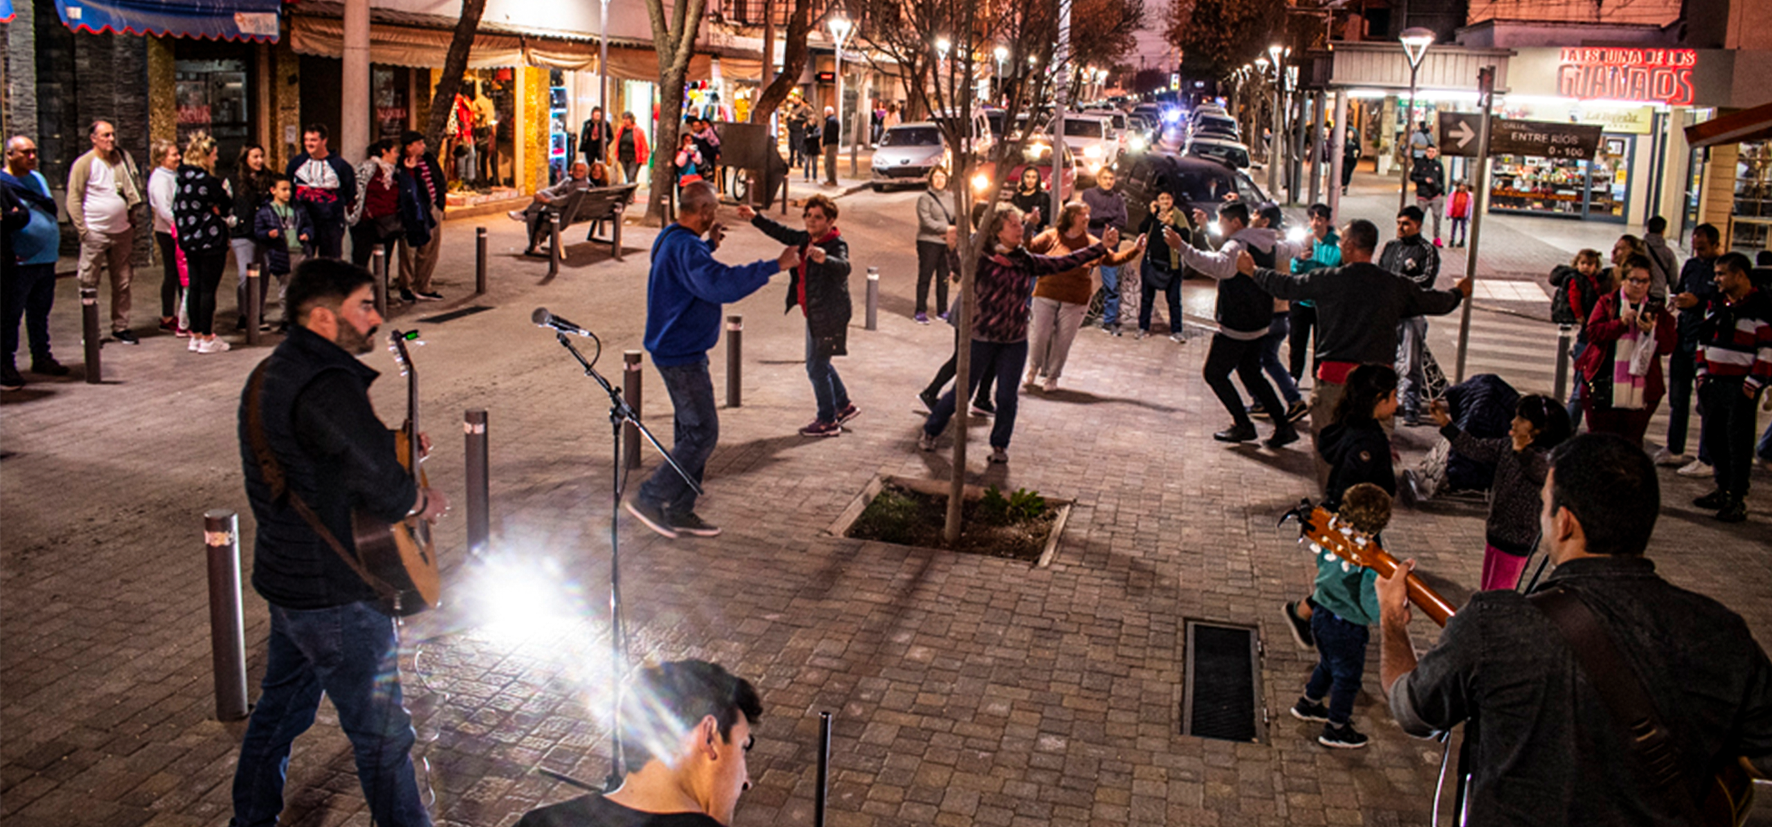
[239,326,418,610]
[579,117,612,161]
[254,200,316,275]
[751,213,852,357]
[230,170,273,239]
[403,152,447,212]
[1411,157,1446,200]
[1246,261,1463,368]
[1319,419,1394,509]
[173,165,233,255]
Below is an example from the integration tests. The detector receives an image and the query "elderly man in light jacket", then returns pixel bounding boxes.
[67,120,145,343]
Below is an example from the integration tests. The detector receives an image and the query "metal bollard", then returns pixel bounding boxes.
[371,247,388,317]
[865,266,879,331]
[1554,324,1574,401]
[476,227,488,295]
[815,711,832,827]
[548,213,562,278]
[725,315,742,408]
[623,350,643,469]
[205,509,249,721]
[81,287,101,384]
[464,409,489,555]
[245,264,262,347]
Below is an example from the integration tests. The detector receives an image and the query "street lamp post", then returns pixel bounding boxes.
[936,36,952,103]
[830,16,852,184]
[1266,45,1283,198]
[994,46,1008,104]
[1398,26,1435,210]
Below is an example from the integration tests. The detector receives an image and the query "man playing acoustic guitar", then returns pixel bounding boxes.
[1378,434,1772,825]
[232,258,449,827]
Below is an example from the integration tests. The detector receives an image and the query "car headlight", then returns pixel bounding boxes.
[1129,136,1146,151]
[1084,145,1102,159]
[1086,161,1102,174]
[971,173,992,192]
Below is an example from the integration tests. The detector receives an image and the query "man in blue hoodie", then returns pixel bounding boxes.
[625,182,798,539]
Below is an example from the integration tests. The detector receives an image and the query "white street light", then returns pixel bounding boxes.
[993,46,1008,103]
[1398,26,1435,209]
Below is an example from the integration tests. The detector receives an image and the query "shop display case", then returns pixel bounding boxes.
[1489,154,1586,217]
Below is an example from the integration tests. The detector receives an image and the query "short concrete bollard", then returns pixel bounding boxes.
[726,315,743,408]
[81,287,101,384]
[623,350,643,469]
[245,264,262,347]
[1554,324,1574,401]
[464,409,489,556]
[865,266,879,330]
[548,214,563,278]
[476,227,489,295]
[371,247,388,317]
[205,509,249,721]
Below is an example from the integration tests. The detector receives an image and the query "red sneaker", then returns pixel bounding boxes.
[798,419,841,437]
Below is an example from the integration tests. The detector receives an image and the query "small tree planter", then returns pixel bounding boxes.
[826,475,1074,567]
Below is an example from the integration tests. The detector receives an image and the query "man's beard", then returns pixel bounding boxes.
[336,323,378,355]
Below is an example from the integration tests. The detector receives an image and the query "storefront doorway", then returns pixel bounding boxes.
[175,47,254,179]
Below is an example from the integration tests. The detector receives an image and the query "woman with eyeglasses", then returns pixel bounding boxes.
[1575,253,1675,447]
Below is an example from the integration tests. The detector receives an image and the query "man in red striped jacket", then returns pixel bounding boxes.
[1677,251,1772,522]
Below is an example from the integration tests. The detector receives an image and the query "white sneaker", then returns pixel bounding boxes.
[507,209,526,222]
[1651,447,1689,467]
[1676,459,1713,478]
[199,337,231,354]
[188,336,202,352]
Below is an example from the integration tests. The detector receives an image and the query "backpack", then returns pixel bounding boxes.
[1549,264,1600,326]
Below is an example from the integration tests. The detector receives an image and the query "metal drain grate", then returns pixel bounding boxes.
[1181,621,1264,742]
[416,305,495,324]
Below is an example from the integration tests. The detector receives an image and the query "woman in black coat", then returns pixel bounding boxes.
[231,144,274,329]
[173,133,235,353]
[738,195,854,436]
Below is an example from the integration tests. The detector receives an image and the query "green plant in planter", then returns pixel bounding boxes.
[979,485,1046,525]
[852,487,924,545]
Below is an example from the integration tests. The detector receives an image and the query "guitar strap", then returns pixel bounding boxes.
[1529,586,1707,824]
[244,361,402,608]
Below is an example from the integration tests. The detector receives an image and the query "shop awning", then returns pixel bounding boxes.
[1684,101,1772,148]
[52,0,279,41]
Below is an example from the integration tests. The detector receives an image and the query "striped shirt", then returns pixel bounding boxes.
[1695,287,1772,389]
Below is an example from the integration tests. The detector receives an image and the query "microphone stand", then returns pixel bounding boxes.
[550,331,702,792]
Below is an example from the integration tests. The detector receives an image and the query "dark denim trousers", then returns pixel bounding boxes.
[4,262,56,365]
[230,601,429,827]
[805,326,850,423]
[638,359,718,515]
[1303,610,1370,726]
[1204,333,1286,429]
[1138,261,1183,334]
[1256,312,1302,405]
[1665,343,1709,461]
[924,339,1027,449]
[1701,378,1761,498]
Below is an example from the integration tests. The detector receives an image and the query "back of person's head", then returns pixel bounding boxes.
[1307,203,1332,221]
[618,659,762,773]
[286,258,373,324]
[1219,202,1250,227]
[677,180,719,218]
[1334,364,1397,425]
[1338,482,1393,535]
[1398,205,1424,224]
[1342,219,1378,254]
[1646,215,1668,235]
[1515,394,1572,450]
[367,138,396,159]
[1548,434,1658,556]
[1758,251,1772,267]
[1256,202,1284,229]
[182,132,218,170]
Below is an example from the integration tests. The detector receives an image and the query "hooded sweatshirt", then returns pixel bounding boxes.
[1318,419,1395,509]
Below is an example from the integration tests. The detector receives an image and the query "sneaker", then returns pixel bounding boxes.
[623,498,679,539]
[989,446,1008,464]
[158,317,177,333]
[1290,697,1330,723]
[1651,447,1689,467]
[198,337,231,354]
[399,288,418,303]
[1284,400,1310,423]
[175,326,192,338]
[1432,237,1443,247]
[188,336,203,352]
[1318,722,1369,749]
[835,403,861,424]
[29,358,70,377]
[507,209,526,222]
[918,430,938,452]
[915,312,930,324]
[917,389,939,414]
[799,419,842,437]
[113,330,140,345]
[669,510,723,537]
[1694,489,1728,510]
[414,290,443,302]
[1214,423,1257,443]
[1281,601,1315,649]
[1715,497,1748,524]
[1266,426,1300,449]
[1,364,24,391]
[937,311,950,322]
[1677,459,1714,478]
[1134,329,1148,340]
[970,400,995,417]
[1169,332,1187,343]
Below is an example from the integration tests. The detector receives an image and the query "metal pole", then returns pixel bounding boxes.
[464,409,489,555]
[833,46,843,186]
[623,350,643,469]
[371,247,388,317]
[725,314,742,407]
[815,711,832,827]
[245,264,262,347]
[1553,325,1573,401]
[81,287,101,384]
[1400,65,1419,212]
[1268,79,1281,197]
[1308,90,1326,206]
[204,509,249,721]
[548,213,563,277]
[1453,68,1495,385]
[850,72,863,177]
[476,226,488,295]
[865,266,879,330]
[1329,92,1348,220]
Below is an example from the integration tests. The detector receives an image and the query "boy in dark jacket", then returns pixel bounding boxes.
[254,176,314,328]
[739,195,856,436]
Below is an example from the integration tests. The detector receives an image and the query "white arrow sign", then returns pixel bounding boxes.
[1449,119,1477,149]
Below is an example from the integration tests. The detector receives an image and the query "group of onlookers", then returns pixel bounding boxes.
[1,121,450,389]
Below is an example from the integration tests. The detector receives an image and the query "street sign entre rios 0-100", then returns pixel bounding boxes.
[1436,112,1605,161]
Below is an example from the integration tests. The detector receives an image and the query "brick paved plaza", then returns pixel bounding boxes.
[4,172,1769,826]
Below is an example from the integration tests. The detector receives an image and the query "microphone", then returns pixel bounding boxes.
[532,307,594,338]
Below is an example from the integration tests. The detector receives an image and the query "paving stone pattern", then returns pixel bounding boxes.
[3,175,1769,827]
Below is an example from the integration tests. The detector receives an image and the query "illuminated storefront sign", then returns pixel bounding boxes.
[1555,48,1697,106]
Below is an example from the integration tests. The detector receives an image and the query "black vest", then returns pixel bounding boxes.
[1216,240,1275,334]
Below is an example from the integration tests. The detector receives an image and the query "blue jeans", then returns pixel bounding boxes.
[806,326,850,422]
[638,359,718,515]
[1256,313,1302,406]
[1303,610,1369,727]
[231,602,428,827]
[924,339,1027,449]
[1396,317,1428,417]
[1566,337,1587,429]
[1099,264,1121,326]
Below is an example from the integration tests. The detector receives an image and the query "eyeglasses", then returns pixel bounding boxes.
[1625,277,1651,285]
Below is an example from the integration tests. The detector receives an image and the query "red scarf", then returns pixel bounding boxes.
[795,227,841,315]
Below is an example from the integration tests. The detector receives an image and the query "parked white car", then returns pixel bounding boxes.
[1058,114,1119,184]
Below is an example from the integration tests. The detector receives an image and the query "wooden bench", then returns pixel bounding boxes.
[546,184,637,262]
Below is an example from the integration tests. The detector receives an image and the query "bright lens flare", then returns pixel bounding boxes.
[1208,221,1222,236]
[971,172,991,192]
[1287,226,1308,243]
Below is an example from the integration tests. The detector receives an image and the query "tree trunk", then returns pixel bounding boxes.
[644,0,707,225]
[421,0,489,149]
[750,0,813,123]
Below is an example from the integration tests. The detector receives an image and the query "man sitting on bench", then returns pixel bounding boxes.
[509,161,597,257]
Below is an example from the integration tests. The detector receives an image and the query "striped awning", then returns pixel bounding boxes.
[52,0,280,42]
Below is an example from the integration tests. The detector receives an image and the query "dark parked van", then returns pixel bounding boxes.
[1117,152,1270,231]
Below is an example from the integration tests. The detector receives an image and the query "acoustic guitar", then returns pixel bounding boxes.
[350,329,441,616]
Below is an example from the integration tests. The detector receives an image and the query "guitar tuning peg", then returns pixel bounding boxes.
[1308,543,1322,554]
[1354,536,1368,548]
[1340,560,1351,573]
[1324,550,1335,562]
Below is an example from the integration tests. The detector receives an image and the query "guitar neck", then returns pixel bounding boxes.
[1364,550,1457,628]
